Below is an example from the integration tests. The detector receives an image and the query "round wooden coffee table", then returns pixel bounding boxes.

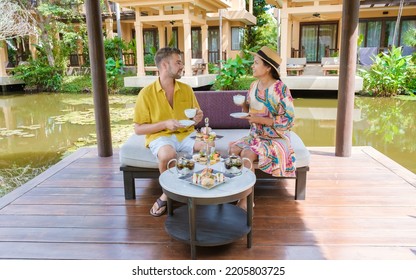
[159,165,256,259]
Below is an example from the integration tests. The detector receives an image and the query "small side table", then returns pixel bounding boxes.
[159,166,256,259]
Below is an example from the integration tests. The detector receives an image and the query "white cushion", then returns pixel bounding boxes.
[119,134,159,168]
[119,130,310,169]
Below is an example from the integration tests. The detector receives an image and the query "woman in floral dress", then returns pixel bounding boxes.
[229,46,296,210]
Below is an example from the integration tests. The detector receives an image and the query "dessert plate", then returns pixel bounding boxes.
[179,120,195,127]
[230,112,249,118]
[179,170,231,190]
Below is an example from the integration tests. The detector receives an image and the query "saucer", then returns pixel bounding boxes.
[179,120,195,127]
[230,112,249,118]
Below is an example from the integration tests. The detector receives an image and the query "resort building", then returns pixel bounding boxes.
[100,0,416,89]
[1,0,415,90]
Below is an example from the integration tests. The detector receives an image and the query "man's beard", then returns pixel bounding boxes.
[169,65,182,79]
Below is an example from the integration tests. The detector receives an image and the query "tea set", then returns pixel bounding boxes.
[168,99,252,186]
[169,153,252,176]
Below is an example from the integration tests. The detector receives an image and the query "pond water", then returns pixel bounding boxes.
[1,93,415,195]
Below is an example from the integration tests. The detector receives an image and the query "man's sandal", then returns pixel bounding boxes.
[150,198,167,217]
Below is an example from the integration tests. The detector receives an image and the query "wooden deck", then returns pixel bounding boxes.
[0,146,415,260]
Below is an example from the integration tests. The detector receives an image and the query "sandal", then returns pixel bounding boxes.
[150,198,167,217]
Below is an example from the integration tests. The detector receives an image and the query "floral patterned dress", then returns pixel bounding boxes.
[231,80,296,177]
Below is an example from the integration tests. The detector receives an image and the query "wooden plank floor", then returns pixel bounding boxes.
[0,146,415,260]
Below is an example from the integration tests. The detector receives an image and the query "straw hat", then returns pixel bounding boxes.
[249,46,282,72]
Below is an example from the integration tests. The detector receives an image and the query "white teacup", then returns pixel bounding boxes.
[233,94,245,105]
[184,108,197,118]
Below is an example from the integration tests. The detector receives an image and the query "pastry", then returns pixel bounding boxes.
[201,176,215,187]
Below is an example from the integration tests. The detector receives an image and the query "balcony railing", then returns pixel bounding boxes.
[291,46,305,58]
[122,53,136,66]
[208,50,227,64]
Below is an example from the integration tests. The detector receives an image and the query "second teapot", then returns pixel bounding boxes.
[223,154,252,175]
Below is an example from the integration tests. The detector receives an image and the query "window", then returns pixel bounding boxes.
[191,28,202,58]
[359,17,416,48]
[166,28,178,48]
[366,21,381,47]
[400,19,416,46]
[231,27,244,50]
[300,22,338,63]
[208,27,221,63]
[143,29,158,55]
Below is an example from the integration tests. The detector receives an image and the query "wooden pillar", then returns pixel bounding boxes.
[158,25,165,48]
[223,20,230,60]
[29,35,37,60]
[335,0,360,157]
[135,10,145,76]
[201,24,208,74]
[280,7,289,77]
[105,17,114,39]
[183,18,192,76]
[0,41,8,76]
[167,24,173,47]
[85,0,113,157]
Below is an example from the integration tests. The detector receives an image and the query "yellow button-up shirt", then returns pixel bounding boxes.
[134,79,200,147]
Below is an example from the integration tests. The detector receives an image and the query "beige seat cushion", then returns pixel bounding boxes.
[119,130,310,169]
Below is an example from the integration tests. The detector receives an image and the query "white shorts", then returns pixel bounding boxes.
[149,133,195,159]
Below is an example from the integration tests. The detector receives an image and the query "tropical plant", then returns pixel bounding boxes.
[358,46,416,96]
[213,55,252,90]
[144,46,157,66]
[6,0,89,91]
[243,4,277,74]
[12,56,63,91]
[105,57,125,93]
[15,0,86,68]
[61,24,89,67]
[208,63,218,74]
[244,0,271,50]
[357,33,364,47]
[125,39,136,57]
[104,36,126,61]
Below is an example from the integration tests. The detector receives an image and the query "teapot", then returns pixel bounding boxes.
[168,155,195,175]
[223,154,252,175]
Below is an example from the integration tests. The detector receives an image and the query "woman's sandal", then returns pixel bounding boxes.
[150,198,167,217]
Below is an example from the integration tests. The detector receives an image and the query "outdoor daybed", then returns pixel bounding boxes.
[119,90,310,200]
[321,57,340,75]
[286,58,307,76]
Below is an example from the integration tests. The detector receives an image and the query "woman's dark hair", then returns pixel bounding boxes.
[270,67,281,81]
[260,59,281,80]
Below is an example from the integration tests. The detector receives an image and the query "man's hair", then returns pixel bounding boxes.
[154,47,181,67]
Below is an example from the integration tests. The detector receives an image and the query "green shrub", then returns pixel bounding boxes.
[106,58,125,94]
[12,60,63,92]
[144,53,155,66]
[213,55,252,90]
[358,46,416,97]
[104,37,126,60]
[212,75,255,91]
[61,73,139,95]
[61,75,92,93]
[208,62,218,74]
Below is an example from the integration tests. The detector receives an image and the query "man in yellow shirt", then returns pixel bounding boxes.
[134,47,204,217]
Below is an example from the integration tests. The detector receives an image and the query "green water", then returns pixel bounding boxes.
[1,93,415,196]
[292,97,416,172]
